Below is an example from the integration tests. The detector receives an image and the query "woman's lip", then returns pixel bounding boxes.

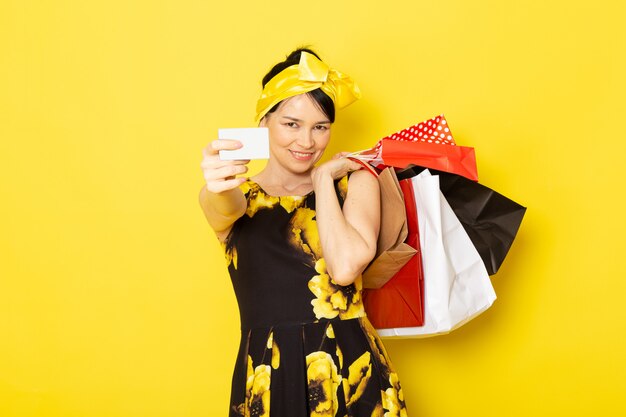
[289,150,314,160]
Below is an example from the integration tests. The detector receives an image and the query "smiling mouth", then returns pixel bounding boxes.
[289,150,314,160]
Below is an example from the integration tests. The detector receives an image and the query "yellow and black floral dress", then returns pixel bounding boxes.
[222,174,408,417]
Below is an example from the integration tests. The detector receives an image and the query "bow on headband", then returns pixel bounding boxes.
[254,51,361,123]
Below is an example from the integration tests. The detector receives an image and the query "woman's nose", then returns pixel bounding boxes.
[296,129,314,149]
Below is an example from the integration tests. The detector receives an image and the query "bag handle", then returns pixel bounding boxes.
[347,156,379,177]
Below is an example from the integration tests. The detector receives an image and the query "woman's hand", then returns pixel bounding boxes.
[200,139,250,194]
[311,152,363,184]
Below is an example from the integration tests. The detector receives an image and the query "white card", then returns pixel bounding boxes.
[218,127,270,160]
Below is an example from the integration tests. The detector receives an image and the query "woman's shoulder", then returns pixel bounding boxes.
[333,168,378,204]
[346,168,379,193]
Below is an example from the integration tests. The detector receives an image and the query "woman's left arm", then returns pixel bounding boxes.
[312,160,381,286]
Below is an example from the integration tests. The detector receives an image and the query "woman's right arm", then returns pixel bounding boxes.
[198,139,250,242]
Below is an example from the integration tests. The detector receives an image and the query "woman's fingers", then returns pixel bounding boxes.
[206,177,247,194]
[346,158,365,171]
[203,139,243,157]
[201,140,251,194]
[331,151,351,160]
[203,163,249,183]
[200,157,249,170]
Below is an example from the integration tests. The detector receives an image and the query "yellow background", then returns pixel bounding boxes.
[1,0,625,415]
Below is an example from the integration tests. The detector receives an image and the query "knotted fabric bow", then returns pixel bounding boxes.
[254,51,362,123]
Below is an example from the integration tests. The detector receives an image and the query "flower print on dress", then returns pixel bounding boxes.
[278,194,307,213]
[357,319,408,417]
[288,206,323,261]
[222,240,239,270]
[241,181,280,218]
[248,363,271,417]
[308,259,365,320]
[382,372,407,417]
[360,317,402,380]
[371,402,385,417]
[342,351,372,408]
[306,351,342,417]
[285,173,349,262]
[231,354,272,417]
[241,180,308,217]
[325,324,344,370]
[282,175,366,320]
[266,331,280,370]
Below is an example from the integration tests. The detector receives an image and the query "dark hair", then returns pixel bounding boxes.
[261,47,335,123]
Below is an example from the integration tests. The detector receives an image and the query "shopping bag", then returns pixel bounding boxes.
[397,166,527,275]
[375,170,496,338]
[348,114,479,181]
[384,114,456,146]
[361,166,417,289]
[363,177,425,327]
[378,139,477,181]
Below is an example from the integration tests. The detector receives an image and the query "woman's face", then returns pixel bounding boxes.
[260,94,332,175]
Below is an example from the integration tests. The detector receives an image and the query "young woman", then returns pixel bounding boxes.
[199,48,408,417]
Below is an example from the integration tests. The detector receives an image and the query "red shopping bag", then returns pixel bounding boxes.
[379,139,478,181]
[349,114,479,181]
[363,178,425,328]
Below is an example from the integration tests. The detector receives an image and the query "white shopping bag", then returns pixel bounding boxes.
[377,170,496,338]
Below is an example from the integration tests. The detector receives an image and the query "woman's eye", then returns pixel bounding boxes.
[285,122,298,128]
[315,125,328,131]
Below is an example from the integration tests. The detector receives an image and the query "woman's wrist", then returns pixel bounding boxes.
[311,165,335,189]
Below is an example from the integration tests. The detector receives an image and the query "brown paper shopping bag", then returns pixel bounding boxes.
[361,167,417,289]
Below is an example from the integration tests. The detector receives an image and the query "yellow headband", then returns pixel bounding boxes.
[254,51,361,123]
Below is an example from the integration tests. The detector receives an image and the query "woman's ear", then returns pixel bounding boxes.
[259,115,267,127]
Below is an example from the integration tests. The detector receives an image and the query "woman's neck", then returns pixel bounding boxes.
[253,161,314,194]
